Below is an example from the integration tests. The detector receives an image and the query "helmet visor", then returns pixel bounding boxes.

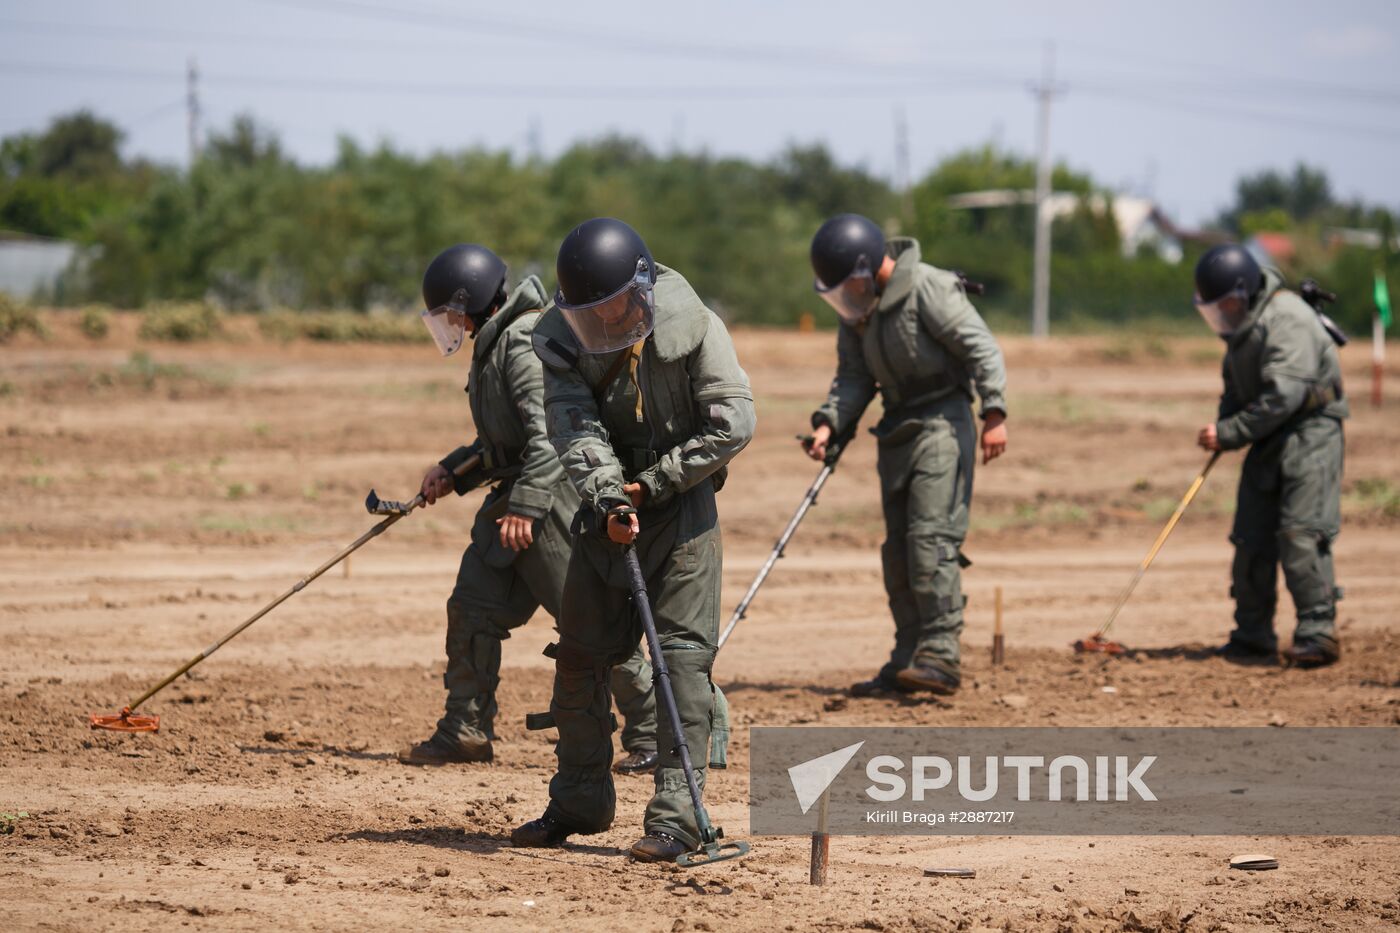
[421,303,468,356]
[555,258,656,354]
[814,254,878,326]
[1193,289,1249,338]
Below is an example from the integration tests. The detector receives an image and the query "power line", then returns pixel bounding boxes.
[5,11,1398,110]
[0,60,1016,101]
[245,1,1400,107]
[0,16,521,58]
[1058,37,1400,107]
[3,57,1399,144]
[1074,84,1400,143]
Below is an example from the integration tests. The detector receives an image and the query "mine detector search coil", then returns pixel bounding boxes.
[612,508,750,867]
[717,422,859,651]
[89,451,485,733]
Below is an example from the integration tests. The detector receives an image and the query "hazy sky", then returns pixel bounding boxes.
[3,0,1398,225]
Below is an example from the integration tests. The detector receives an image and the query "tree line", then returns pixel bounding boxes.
[1,110,1393,332]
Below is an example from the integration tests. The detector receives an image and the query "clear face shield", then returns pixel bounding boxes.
[814,254,879,326]
[556,257,656,354]
[420,287,480,357]
[1193,288,1250,338]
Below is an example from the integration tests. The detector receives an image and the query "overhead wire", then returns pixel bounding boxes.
[2,56,1396,145]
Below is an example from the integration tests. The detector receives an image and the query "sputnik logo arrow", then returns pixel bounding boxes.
[787,741,865,814]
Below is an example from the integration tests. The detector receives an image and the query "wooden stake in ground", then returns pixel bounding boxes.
[1374,312,1385,409]
[991,586,1005,667]
[343,555,352,579]
[809,791,830,885]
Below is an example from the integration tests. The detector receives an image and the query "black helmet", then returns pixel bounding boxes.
[420,244,508,356]
[422,243,509,324]
[554,218,658,354]
[1194,244,1262,303]
[555,217,655,307]
[810,214,885,290]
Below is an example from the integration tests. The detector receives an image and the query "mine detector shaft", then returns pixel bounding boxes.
[90,448,485,732]
[716,425,857,651]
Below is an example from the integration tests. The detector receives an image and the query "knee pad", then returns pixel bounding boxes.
[544,639,611,681]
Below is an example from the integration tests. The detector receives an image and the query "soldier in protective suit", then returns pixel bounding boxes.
[1193,244,1347,668]
[398,243,658,772]
[803,214,1008,697]
[511,218,755,862]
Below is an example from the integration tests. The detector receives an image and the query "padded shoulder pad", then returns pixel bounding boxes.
[920,263,964,295]
[651,265,712,362]
[530,306,580,370]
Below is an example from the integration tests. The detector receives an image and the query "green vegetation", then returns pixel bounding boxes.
[138,302,223,342]
[1345,478,1400,520]
[0,294,47,341]
[1010,392,1098,426]
[73,350,233,394]
[4,110,1394,331]
[78,304,111,339]
[258,309,427,343]
[116,350,189,388]
[972,500,1091,533]
[196,512,301,534]
[0,810,28,835]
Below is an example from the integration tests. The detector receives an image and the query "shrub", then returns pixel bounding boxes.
[258,310,428,344]
[138,302,223,342]
[0,294,48,342]
[79,305,111,340]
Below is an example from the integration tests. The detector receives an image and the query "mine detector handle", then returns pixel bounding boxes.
[365,448,484,516]
[1299,279,1338,309]
[716,422,860,651]
[1298,279,1349,348]
[953,271,986,296]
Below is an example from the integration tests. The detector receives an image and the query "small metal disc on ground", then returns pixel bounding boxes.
[1228,854,1279,871]
[923,867,976,878]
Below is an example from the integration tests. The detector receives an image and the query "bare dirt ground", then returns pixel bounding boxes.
[2,314,1399,931]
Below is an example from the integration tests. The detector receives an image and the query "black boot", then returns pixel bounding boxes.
[1215,639,1278,666]
[629,831,688,863]
[849,674,910,698]
[510,814,574,848]
[396,732,492,766]
[613,749,659,774]
[1283,635,1339,669]
[895,658,961,695]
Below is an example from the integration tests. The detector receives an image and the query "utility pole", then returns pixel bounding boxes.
[893,104,912,230]
[1030,42,1062,340]
[526,115,543,162]
[186,57,201,167]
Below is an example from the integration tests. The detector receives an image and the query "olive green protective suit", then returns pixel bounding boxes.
[1215,268,1348,653]
[435,274,656,753]
[813,238,1007,681]
[531,264,755,848]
